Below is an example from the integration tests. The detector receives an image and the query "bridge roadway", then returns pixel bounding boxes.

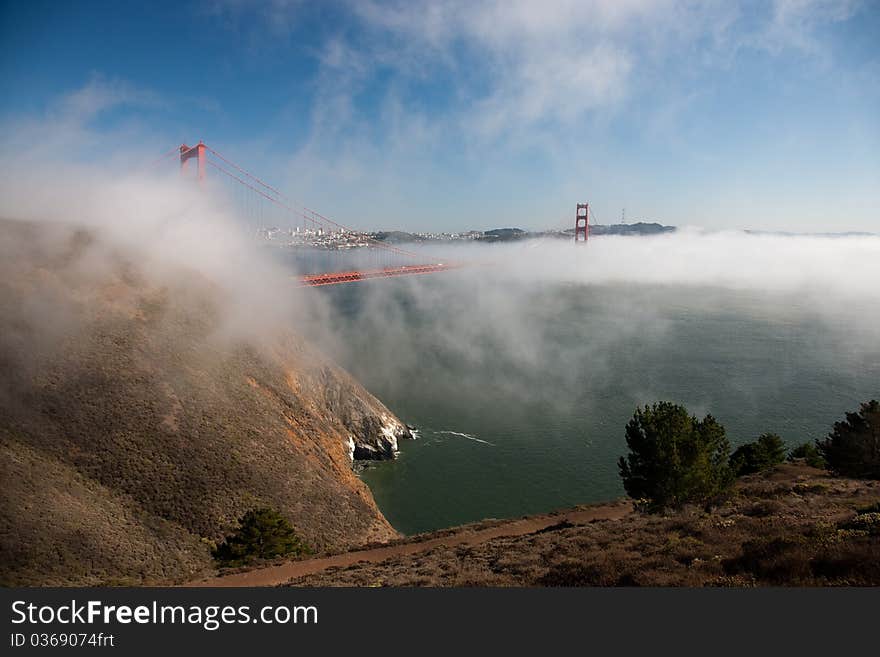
[297,262,458,287]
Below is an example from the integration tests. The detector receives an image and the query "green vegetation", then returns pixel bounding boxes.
[817,400,880,479]
[213,509,311,568]
[840,512,880,536]
[617,402,734,512]
[787,442,826,469]
[290,463,880,587]
[619,399,880,512]
[856,501,880,514]
[730,433,787,477]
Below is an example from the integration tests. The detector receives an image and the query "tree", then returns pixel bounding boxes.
[618,402,734,512]
[213,508,310,567]
[817,400,880,479]
[787,442,826,469]
[730,433,787,477]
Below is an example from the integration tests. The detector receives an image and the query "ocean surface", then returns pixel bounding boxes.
[294,255,880,536]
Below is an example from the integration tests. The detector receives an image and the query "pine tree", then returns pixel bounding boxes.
[818,400,880,479]
[730,433,787,476]
[213,508,310,567]
[618,402,733,511]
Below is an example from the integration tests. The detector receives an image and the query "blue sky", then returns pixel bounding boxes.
[1,0,878,232]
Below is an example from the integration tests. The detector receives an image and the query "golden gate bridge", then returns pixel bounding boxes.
[154,141,590,287]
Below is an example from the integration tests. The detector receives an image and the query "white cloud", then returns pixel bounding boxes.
[199,0,866,152]
[56,74,167,122]
[736,0,863,57]
[0,76,171,171]
[349,0,660,135]
[326,0,864,138]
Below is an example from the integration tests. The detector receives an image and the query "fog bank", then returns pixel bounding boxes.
[1,158,877,422]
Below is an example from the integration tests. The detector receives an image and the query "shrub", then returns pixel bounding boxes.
[618,402,734,512]
[809,538,880,585]
[792,482,828,495]
[855,501,880,514]
[213,508,310,567]
[817,400,880,479]
[839,513,880,536]
[722,536,812,583]
[538,561,608,586]
[538,561,638,587]
[743,500,783,517]
[787,442,826,469]
[730,433,787,476]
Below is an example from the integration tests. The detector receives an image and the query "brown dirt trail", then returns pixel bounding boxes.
[190,501,633,587]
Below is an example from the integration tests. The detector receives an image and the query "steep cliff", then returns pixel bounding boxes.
[0,218,410,586]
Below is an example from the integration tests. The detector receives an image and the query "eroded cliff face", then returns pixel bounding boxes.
[311,365,412,459]
[0,219,409,586]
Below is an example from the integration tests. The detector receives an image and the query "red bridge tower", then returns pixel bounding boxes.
[575,203,589,243]
[179,142,207,183]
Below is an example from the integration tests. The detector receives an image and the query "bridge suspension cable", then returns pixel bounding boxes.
[166,141,458,286]
[201,145,427,259]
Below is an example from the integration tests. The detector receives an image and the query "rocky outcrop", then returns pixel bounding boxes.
[312,365,413,460]
[350,414,412,460]
[0,219,409,586]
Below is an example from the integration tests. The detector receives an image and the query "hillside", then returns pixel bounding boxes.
[257,463,879,587]
[0,218,411,586]
[479,228,527,241]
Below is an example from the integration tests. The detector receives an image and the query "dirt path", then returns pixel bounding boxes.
[190,501,632,587]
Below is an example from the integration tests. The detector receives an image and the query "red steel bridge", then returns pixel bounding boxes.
[155,141,588,287]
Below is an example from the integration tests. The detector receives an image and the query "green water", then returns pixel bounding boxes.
[305,276,880,535]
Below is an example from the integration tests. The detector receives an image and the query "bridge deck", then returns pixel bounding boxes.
[297,263,456,287]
